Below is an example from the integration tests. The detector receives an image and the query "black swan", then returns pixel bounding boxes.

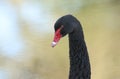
[51,15,91,79]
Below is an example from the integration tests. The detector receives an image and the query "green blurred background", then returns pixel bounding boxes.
[0,0,120,79]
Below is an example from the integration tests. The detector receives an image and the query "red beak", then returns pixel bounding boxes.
[51,27,62,47]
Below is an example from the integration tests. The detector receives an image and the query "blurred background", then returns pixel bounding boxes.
[0,0,120,79]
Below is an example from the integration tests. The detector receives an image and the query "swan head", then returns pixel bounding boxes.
[51,15,79,47]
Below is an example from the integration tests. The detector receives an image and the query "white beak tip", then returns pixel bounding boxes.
[51,42,57,47]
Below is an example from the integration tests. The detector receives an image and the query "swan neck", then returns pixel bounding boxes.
[68,32,91,79]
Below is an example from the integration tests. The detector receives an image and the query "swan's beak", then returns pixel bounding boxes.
[51,27,62,47]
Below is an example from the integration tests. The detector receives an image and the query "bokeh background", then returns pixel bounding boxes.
[0,0,120,79]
